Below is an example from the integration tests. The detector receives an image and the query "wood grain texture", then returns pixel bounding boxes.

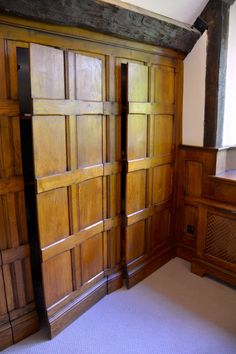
[123,59,180,287]
[33,116,67,178]
[0,0,200,54]
[0,38,38,350]
[0,16,186,342]
[29,42,122,336]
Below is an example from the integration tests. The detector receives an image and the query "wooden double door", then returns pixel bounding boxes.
[0,22,182,343]
[28,43,180,334]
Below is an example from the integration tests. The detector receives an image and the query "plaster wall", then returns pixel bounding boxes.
[223,2,236,146]
[182,32,207,146]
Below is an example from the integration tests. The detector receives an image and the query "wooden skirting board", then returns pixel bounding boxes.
[192,259,236,287]
[125,246,174,289]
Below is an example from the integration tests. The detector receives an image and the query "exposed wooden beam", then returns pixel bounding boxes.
[194,0,234,147]
[222,0,235,5]
[0,0,200,54]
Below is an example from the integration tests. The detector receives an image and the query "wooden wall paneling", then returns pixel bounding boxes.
[151,62,177,261]
[0,257,12,350]
[209,177,236,205]
[0,39,39,349]
[175,146,219,260]
[0,39,14,350]
[30,43,122,337]
[123,58,178,288]
[0,17,184,342]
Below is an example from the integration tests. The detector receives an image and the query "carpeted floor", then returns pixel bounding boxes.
[3,258,236,354]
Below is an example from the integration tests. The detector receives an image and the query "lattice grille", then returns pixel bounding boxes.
[205,213,236,264]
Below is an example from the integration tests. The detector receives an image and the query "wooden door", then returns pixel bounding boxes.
[124,62,177,287]
[30,43,121,337]
[0,40,39,350]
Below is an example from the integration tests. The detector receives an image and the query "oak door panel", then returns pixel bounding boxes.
[128,63,148,102]
[151,209,171,248]
[81,233,104,283]
[75,54,102,101]
[154,66,175,105]
[154,115,174,156]
[126,170,146,215]
[32,116,67,178]
[0,117,15,178]
[126,221,145,263]
[42,251,73,307]
[37,188,70,248]
[153,165,173,204]
[77,178,103,230]
[77,115,103,167]
[185,161,203,197]
[127,115,147,160]
[30,44,65,99]
[2,255,35,312]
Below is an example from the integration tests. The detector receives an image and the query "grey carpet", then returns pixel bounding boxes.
[3,258,236,354]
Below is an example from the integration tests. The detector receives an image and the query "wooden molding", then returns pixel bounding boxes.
[0,0,200,54]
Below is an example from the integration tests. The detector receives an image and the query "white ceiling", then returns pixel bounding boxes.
[120,0,209,24]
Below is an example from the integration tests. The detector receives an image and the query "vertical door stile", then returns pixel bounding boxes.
[146,64,153,254]
[65,50,79,291]
[102,55,108,274]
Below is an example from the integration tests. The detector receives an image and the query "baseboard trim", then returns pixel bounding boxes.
[175,244,196,262]
[191,258,236,287]
[107,271,123,294]
[48,278,107,338]
[11,310,39,343]
[0,322,13,351]
[126,247,174,289]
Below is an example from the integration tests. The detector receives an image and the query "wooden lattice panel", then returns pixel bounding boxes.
[205,213,236,264]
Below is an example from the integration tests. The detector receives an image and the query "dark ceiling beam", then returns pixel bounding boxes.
[222,0,235,5]
[194,0,235,148]
[0,0,201,54]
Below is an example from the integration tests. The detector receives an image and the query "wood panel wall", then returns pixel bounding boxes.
[0,14,184,342]
[0,39,39,350]
[122,58,183,287]
[175,146,236,272]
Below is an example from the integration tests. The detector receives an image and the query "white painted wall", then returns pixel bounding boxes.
[120,0,208,24]
[182,32,207,146]
[223,2,236,147]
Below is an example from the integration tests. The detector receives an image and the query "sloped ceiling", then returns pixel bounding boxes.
[119,0,209,24]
